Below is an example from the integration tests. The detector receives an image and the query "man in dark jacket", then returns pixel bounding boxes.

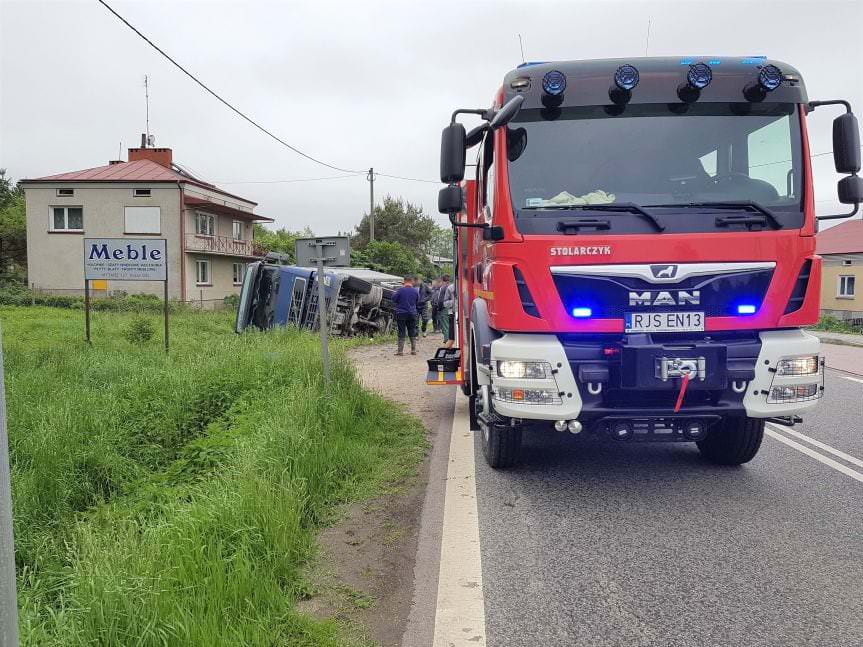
[414,276,433,337]
[429,278,442,333]
[392,276,419,355]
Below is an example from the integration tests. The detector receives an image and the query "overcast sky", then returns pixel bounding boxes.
[1,0,861,233]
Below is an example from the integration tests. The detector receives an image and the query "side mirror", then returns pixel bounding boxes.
[833,112,861,174]
[482,225,505,241]
[438,184,464,215]
[838,175,863,204]
[489,95,524,131]
[440,124,466,183]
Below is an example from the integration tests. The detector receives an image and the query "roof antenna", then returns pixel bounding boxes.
[644,19,652,56]
[119,141,122,161]
[144,74,150,143]
[518,34,525,64]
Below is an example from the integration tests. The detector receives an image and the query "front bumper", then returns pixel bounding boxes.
[488,329,823,423]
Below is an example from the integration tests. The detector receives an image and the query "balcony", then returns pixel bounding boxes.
[185,234,266,258]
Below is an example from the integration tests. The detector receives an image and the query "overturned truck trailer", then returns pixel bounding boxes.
[235,261,401,336]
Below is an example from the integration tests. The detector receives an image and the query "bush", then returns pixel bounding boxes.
[812,315,863,334]
[123,316,156,344]
[223,293,240,308]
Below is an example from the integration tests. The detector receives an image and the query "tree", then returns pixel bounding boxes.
[0,170,26,279]
[353,196,437,253]
[351,240,418,277]
[252,224,314,262]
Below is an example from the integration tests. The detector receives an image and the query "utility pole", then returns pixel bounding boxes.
[367,167,375,242]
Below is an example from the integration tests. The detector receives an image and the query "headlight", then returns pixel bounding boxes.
[775,355,821,376]
[496,360,551,379]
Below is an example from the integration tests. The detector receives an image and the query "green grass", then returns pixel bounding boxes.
[1,306,425,646]
[810,314,863,335]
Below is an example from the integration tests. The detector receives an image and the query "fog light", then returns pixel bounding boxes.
[768,383,820,403]
[775,355,820,376]
[568,420,583,435]
[495,387,562,405]
[554,420,568,432]
[610,421,632,440]
[683,421,705,440]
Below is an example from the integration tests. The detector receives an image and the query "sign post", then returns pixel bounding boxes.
[83,239,169,352]
[0,327,19,647]
[295,236,350,385]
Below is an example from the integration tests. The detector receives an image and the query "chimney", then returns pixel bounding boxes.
[128,146,173,168]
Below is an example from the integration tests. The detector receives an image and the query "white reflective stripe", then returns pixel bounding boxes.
[550,262,776,284]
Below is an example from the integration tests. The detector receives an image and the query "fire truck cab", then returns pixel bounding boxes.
[437,57,862,468]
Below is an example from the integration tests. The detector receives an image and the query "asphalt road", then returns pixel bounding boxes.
[428,345,863,647]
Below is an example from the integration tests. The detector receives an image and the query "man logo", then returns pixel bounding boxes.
[651,264,678,279]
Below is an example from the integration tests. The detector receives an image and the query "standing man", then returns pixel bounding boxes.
[429,277,442,333]
[392,276,419,356]
[437,275,453,343]
[415,276,433,337]
[442,275,456,349]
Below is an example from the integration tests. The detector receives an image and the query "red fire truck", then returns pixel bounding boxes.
[433,57,862,468]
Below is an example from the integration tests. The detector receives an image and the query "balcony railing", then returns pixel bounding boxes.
[185,234,266,258]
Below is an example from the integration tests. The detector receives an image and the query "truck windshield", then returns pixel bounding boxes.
[506,102,804,233]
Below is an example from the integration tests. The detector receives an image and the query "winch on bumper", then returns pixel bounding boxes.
[487,329,824,441]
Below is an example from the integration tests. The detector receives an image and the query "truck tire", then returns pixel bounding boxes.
[481,412,522,469]
[697,417,764,465]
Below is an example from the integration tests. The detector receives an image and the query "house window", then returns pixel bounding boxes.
[133,188,152,197]
[195,212,215,236]
[51,206,83,231]
[843,260,853,266]
[196,260,211,285]
[233,220,244,240]
[233,262,245,285]
[56,188,74,197]
[838,275,856,298]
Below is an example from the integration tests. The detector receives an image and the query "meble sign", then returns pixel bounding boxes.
[84,238,167,281]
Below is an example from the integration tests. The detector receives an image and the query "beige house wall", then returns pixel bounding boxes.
[185,254,249,306]
[24,182,183,297]
[820,254,863,316]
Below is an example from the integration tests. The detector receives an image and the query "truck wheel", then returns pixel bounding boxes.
[696,417,764,465]
[481,413,522,469]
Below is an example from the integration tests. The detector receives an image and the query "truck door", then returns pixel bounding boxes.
[234,261,261,333]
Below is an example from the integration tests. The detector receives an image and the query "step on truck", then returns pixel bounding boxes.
[433,56,862,468]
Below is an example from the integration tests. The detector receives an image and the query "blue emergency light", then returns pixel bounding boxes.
[571,307,593,318]
[737,304,757,315]
[758,65,782,91]
[614,64,639,91]
[687,63,713,90]
[542,70,567,96]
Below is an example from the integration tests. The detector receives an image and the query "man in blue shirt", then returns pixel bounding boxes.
[392,276,419,355]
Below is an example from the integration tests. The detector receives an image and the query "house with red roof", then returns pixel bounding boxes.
[20,140,273,303]
[816,219,863,321]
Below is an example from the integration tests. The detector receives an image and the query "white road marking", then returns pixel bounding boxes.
[765,427,863,485]
[767,423,863,470]
[839,375,863,384]
[433,398,486,646]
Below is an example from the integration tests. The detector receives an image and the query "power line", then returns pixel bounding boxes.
[219,173,363,185]
[96,0,440,184]
[96,0,359,174]
[376,172,439,184]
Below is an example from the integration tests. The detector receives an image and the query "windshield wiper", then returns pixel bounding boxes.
[643,201,783,229]
[522,202,665,232]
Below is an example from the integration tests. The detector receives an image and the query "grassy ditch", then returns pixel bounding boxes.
[2,306,424,646]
